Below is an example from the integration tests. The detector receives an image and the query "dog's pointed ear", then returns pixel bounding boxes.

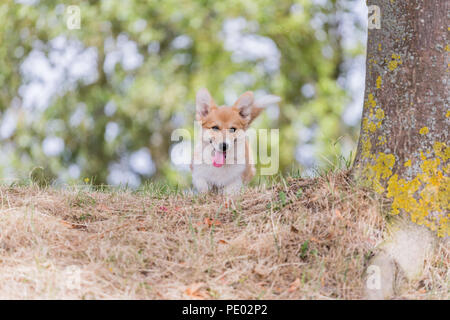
[196,88,215,120]
[233,91,254,122]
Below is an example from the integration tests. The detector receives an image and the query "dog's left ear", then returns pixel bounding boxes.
[196,88,215,120]
[233,91,254,122]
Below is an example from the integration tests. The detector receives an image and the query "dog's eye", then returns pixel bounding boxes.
[212,126,219,131]
[229,127,236,132]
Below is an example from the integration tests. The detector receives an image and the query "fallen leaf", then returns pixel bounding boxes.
[60,220,74,229]
[185,282,209,299]
[218,239,228,244]
[288,278,301,292]
[256,282,266,289]
[273,287,283,293]
[136,221,147,231]
[204,218,221,227]
[254,264,270,277]
[185,282,204,294]
[97,204,110,211]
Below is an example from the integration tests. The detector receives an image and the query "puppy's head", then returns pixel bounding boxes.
[195,88,260,167]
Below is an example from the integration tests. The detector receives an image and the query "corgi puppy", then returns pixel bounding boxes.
[191,88,280,195]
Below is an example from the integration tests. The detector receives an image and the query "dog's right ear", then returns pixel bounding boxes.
[196,88,215,120]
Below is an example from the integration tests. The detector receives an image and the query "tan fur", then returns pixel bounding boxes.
[242,139,256,183]
[190,91,263,183]
[196,98,257,184]
[192,89,280,194]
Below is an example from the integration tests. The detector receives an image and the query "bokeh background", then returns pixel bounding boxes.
[0,0,367,188]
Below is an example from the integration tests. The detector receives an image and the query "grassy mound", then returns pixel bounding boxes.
[0,172,447,299]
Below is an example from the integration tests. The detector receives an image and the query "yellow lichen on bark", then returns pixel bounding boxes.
[362,139,450,237]
[357,96,450,237]
[388,53,402,71]
[387,142,449,237]
[359,93,393,194]
[419,126,429,135]
[376,76,382,89]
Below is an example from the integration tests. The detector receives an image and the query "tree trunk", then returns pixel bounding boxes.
[353,0,449,238]
[352,1,449,299]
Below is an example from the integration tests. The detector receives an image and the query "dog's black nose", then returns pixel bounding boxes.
[219,142,229,152]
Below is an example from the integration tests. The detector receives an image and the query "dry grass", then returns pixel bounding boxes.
[0,171,448,299]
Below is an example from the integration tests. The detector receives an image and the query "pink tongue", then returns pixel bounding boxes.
[213,151,225,168]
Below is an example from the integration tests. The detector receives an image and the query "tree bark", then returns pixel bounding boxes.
[353,0,449,238]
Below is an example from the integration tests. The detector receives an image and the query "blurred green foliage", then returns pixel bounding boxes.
[0,0,365,187]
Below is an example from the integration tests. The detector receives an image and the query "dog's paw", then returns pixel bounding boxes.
[223,180,243,196]
[193,178,209,193]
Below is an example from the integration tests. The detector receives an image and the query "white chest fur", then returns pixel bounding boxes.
[192,159,246,195]
[191,134,248,195]
[193,163,245,186]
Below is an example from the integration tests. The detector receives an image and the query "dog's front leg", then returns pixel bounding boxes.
[223,179,243,196]
[193,176,209,193]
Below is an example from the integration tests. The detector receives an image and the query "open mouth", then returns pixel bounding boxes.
[212,150,227,168]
